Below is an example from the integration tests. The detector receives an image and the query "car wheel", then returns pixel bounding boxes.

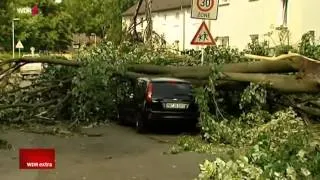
[135,113,147,134]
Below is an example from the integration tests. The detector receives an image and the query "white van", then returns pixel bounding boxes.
[20,54,43,75]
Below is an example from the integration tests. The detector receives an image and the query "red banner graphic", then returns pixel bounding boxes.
[19,148,55,169]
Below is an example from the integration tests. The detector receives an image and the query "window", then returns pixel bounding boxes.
[308,30,315,41]
[135,79,147,99]
[216,36,229,47]
[175,12,180,19]
[309,30,315,37]
[250,34,259,42]
[151,82,192,99]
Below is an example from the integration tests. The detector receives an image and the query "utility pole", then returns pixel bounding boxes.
[12,18,20,59]
[180,0,185,51]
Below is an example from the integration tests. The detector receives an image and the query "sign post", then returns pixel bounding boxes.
[190,22,215,65]
[190,0,218,65]
[201,48,205,65]
[16,40,24,58]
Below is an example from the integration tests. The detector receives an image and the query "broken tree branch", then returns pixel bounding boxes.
[129,0,144,41]
[221,72,320,93]
[244,53,320,77]
[0,100,57,110]
[0,57,81,67]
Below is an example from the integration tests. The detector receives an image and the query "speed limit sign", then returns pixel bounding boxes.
[191,0,219,20]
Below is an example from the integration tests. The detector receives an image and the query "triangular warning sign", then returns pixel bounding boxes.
[16,40,24,49]
[191,22,215,45]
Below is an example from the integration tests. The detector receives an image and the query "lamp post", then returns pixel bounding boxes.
[12,18,20,58]
[180,0,185,51]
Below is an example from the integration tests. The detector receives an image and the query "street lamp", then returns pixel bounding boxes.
[12,18,20,58]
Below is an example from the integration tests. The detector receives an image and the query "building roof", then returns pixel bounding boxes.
[122,0,191,16]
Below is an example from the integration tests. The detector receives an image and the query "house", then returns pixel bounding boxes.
[122,0,320,51]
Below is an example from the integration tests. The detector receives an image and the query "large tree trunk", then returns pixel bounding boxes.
[127,53,320,75]
[2,54,319,94]
[221,73,320,93]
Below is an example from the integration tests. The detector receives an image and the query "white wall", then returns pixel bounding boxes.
[123,0,320,51]
[287,0,320,45]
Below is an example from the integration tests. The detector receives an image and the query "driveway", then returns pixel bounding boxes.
[0,123,214,180]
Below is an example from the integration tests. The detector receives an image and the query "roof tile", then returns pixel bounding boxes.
[122,0,191,16]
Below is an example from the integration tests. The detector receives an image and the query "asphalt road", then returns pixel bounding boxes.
[0,123,214,180]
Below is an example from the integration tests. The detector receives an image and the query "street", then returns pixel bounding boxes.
[0,124,214,180]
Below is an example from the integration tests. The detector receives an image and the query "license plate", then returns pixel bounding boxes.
[165,103,189,109]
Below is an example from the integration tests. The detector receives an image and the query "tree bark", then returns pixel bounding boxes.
[244,53,320,76]
[127,53,320,76]
[221,72,320,93]
[144,0,153,45]
[130,0,143,41]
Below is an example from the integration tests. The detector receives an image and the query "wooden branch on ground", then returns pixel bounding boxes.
[0,63,26,80]
[0,100,57,110]
[296,103,320,117]
[310,100,320,108]
[4,78,72,94]
[0,57,81,67]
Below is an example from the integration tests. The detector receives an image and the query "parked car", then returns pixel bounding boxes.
[20,54,43,76]
[115,76,199,133]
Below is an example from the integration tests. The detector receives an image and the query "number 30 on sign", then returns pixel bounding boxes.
[191,0,219,20]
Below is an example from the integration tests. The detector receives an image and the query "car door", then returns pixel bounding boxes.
[122,78,137,123]
[134,79,147,112]
[117,77,135,121]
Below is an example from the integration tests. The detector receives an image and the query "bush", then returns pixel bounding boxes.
[195,108,319,179]
[196,158,263,180]
[298,31,320,60]
[183,46,246,65]
[244,40,269,56]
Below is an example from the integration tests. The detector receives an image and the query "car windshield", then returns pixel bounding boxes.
[152,81,192,98]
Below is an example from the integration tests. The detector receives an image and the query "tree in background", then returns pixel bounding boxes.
[0,0,74,52]
[0,0,14,50]
[63,0,137,43]
[0,0,137,52]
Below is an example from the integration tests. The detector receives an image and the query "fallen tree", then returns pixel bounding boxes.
[0,50,319,126]
[125,53,320,93]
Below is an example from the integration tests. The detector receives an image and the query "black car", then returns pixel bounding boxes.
[115,76,199,133]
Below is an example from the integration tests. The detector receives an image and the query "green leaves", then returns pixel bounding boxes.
[196,158,263,180]
[239,83,268,111]
[299,31,320,60]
